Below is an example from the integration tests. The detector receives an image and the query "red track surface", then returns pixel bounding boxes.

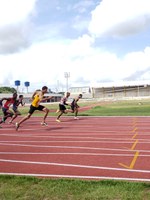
[0,116,150,182]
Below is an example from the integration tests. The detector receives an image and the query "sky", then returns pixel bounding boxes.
[0,0,150,93]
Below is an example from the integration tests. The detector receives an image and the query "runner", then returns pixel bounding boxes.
[0,92,18,125]
[56,92,71,122]
[71,93,82,119]
[15,86,53,130]
[8,94,25,124]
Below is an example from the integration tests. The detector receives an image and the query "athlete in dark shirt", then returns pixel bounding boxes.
[56,92,71,122]
[0,92,17,124]
[71,94,82,119]
[8,95,25,124]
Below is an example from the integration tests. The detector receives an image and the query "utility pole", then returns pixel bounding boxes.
[64,72,70,92]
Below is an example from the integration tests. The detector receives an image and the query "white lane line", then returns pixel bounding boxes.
[0,159,149,173]
[1,132,150,141]
[0,129,150,138]
[1,127,150,133]
[1,134,150,142]
[0,152,150,157]
[0,140,150,144]
[0,172,150,182]
[0,142,150,153]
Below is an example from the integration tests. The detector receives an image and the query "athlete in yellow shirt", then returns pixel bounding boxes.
[15,86,53,130]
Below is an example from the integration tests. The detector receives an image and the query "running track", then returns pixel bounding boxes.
[0,116,150,182]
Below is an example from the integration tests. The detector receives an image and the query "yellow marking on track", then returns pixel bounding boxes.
[118,151,139,169]
[122,139,138,150]
[132,122,137,126]
[131,140,138,150]
[132,119,137,124]
[132,127,137,132]
[132,132,138,139]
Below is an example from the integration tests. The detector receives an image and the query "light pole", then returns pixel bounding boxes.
[64,72,70,92]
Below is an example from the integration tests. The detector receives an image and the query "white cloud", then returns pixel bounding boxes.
[0,0,37,54]
[89,0,150,37]
[1,34,150,91]
[0,0,37,26]
[1,0,150,92]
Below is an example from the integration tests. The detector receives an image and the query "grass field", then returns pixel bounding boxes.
[0,98,150,199]
[1,98,150,116]
[0,175,150,200]
[1,98,149,116]
[80,101,150,116]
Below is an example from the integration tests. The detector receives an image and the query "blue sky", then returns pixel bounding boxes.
[0,0,150,92]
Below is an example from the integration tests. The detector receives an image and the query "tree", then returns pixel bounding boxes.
[0,87,17,93]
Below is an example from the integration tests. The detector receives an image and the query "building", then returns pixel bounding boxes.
[69,86,93,98]
[69,81,150,100]
[92,84,150,98]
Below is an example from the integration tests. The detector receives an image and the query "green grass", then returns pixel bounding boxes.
[0,175,150,200]
[78,99,150,116]
[1,99,150,117]
[81,104,150,116]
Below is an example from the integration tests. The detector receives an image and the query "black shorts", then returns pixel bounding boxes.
[71,103,78,112]
[59,104,66,111]
[2,107,9,115]
[12,105,18,113]
[2,107,14,117]
[29,104,45,115]
[71,104,75,111]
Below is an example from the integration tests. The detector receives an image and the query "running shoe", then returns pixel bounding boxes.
[41,122,48,126]
[15,122,19,131]
[0,117,5,124]
[74,117,79,120]
[56,119,61,122]
[2,117,5,123]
